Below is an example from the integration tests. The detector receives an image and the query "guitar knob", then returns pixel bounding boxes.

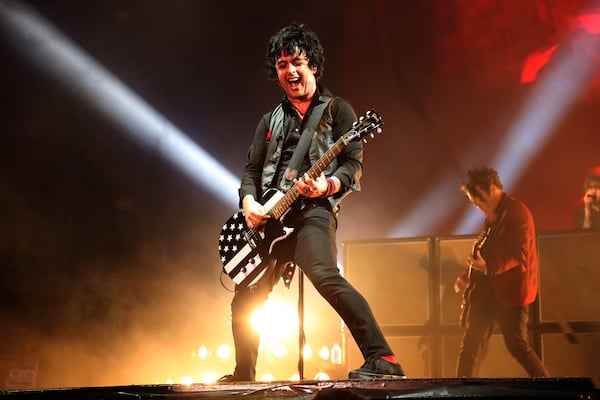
[241,267,247,273]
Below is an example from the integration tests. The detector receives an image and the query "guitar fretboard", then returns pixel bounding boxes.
[267,109,381,220]
[269,141,346,220]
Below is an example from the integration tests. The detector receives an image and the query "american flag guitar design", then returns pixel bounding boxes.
[218,110,384,287]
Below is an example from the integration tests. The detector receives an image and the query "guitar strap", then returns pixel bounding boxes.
[267,95,332,286]
[261,104,285,193]
[277,95,333,192]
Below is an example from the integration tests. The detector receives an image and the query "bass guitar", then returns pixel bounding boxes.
[459,226,491,328]
[218,110,383,287]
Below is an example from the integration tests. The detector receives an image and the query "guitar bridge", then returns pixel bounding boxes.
[243,229,261,249]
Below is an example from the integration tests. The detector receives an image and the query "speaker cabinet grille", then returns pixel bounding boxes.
[343,238,433,377]
[436,235,478,326]
[537,231,600,322]
[343,238,432,326]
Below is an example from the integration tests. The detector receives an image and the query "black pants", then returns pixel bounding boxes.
[456,279,549,377]
[230,205,393,381]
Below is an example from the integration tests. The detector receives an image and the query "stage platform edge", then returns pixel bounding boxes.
[0,377,597,400]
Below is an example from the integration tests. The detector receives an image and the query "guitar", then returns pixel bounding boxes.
[218,110,383,287]
[459,226,491,328]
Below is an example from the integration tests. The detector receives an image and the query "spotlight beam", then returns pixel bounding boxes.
[454,27,600,234]
[0,1,240,207]
[389,173,464,237]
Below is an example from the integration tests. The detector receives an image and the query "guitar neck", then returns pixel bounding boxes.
[266,109,381,221]
[268,138,347,220]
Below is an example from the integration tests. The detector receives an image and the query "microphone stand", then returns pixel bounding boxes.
[298,268,305,380]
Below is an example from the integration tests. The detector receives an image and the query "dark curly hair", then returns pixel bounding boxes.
[461,167,503,199]
[584,173,600,190]
[264,22,325,81]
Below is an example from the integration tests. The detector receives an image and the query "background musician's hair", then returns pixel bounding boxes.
[583,173,600,190]
[461,167,503,199]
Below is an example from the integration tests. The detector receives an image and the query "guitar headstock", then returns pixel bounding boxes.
[344,109,383,144]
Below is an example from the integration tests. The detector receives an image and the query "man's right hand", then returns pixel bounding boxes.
[454,276,466,294]
[242,195,269,229]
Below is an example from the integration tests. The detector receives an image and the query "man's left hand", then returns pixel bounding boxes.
[295,173,327,198]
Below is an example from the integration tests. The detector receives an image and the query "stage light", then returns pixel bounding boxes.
[250,298,299,337]
[303,344,313,359]
[272,344,288,358]
[198,346,209,360]
[216,345,231,360]
[313,372,330,380]
[180,376,193,386]
[259,373,275,382]
[318,346,330,361]
[579,13,600,35]
[200,373,219,384]
[0,1,240,207]
[331,343,342,364]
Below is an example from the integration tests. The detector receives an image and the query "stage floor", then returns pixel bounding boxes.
[0,377,598,400]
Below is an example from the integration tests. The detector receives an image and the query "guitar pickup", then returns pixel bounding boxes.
[243,230,263,249]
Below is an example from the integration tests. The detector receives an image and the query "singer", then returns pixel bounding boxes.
[574,173,600,229]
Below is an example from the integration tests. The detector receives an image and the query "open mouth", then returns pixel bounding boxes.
[288,77,301,88]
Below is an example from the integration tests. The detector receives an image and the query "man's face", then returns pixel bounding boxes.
[466,186,496,216]
[585,180,600,204]
[275,51,317,102]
